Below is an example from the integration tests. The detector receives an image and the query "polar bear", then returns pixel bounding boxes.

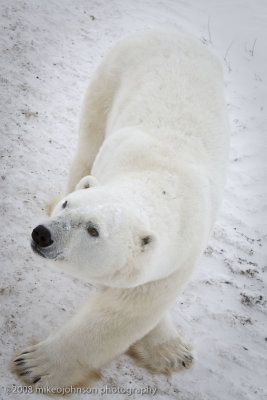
[12,31,229,389]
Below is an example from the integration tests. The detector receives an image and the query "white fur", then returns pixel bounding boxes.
[12,31,229,389]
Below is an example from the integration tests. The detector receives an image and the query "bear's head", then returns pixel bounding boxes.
[31,176,157,288]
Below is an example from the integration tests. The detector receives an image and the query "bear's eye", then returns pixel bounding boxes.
[87,226,99,237]
[62,200,68,209]
[140,235,154,252]
[141,235,152,246]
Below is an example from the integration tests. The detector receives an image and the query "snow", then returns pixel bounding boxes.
[0,0,266,399]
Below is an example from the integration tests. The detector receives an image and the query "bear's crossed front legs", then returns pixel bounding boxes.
[11,272,193,389]
[128,312,193,374]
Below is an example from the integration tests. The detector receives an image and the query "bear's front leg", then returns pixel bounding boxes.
[128,312,193,374]
[10,278,172,389]
[11,269,188,390]
[11,336,100,390]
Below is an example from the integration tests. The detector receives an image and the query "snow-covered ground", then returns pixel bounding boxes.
[0,1,266,399]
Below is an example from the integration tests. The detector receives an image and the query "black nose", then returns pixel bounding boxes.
[32,225,53,247]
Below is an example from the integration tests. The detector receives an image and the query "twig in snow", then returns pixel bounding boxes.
[201,17,213,46]
[224,40,234,72]
[208,17,212,44]
[249,39,257,56]
[224,41,234,62]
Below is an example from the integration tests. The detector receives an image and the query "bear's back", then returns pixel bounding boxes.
[102,31,229,171]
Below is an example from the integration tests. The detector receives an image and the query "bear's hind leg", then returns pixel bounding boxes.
[47,60,119,212]
[65,60,120,194]
[127,312,193,375]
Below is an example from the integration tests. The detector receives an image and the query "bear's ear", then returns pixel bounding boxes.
[140,233,155,250]
[75,175,99,191]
